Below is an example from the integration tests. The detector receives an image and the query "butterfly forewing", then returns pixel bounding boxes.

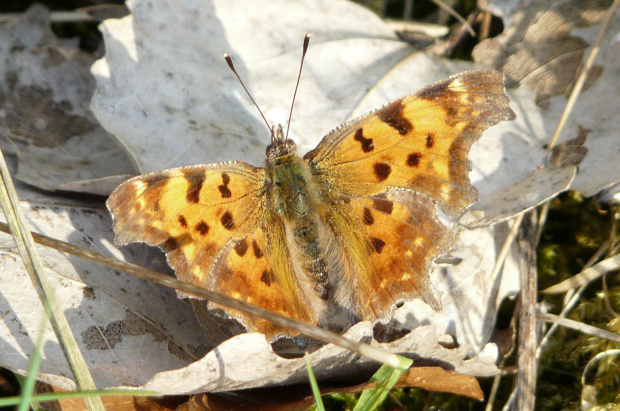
[305,70,516,217]
[108,161,312,336]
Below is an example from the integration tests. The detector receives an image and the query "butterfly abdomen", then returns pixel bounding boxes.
[291,216,330,299]
[266,146,335,314]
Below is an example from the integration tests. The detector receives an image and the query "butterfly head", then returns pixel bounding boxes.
[266,124,297,164]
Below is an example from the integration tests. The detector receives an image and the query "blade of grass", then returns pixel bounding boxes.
[537,313,620,342]
[0,389,159,408]
[354,356,413,411]
[305,353,325,411]
[541,254,620,294]
[18,305,50,411]
[0,148,103,410]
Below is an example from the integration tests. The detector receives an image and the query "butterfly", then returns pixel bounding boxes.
[107,66,516,338]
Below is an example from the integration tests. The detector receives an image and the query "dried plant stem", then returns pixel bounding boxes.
[516,211,538,411]
[542,253,620,294]
[0,151,103,410]
[479,11,491,42]
[537,313,620,342]
[490,213,524,285]
[536,240,610,357]
[430,0,475,36]
[0,222,402,369]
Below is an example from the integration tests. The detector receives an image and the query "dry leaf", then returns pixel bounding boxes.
[0,5,136,194]
[474,1,605,108]
[0,204,210,390]
[473,1,620,198]
[9,0,620,397]
[36,382,184,411]
[395,367,484,400]
[2,0,519,394]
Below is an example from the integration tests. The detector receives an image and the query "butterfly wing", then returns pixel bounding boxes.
[107,162,313,337]
[305,70,515,317]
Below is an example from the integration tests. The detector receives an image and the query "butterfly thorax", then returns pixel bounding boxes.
[265,125,331,306]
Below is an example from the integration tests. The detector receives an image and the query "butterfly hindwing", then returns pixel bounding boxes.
[206,223,314,337]
[349,191,453,317]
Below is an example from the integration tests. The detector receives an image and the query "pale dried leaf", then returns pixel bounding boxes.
[0,6,137,194]
[9,0,605,395]
[0,204,209,390]
[474,1,620,197]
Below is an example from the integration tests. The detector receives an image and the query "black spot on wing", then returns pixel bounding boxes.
[221,211,235,230]
[252,240,263,258]
[218,173,232,198]
[195,221,210,236]
[261,269,274,286]
[370,237,386,254]
[353,128,374,153]
[373,198,393,215]
[363,207,374,225]
[163,236,179,251]
[178,215,188,228]
[234,239,248,256]
[185,173,205,204]
[407,153,422,167]
[426,133,435,148]
[377,100,413,135]
[373,162,391,182]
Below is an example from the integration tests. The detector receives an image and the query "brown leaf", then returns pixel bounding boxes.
[35,382,186,411]
[174,366,483,410]
[394,366,484,400]
[473,2,604,108]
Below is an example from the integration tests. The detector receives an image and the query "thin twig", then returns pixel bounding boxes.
[429,0,475,36]
[548,0,620,148]
[537,313,620,343]
[0,221,402,369]
[490,213,525,285]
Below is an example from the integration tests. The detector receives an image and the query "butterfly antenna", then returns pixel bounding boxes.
[224,53,271,134]
[285,33,311,142]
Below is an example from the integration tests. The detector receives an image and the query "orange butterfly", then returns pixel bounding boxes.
[107,56,515,338]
